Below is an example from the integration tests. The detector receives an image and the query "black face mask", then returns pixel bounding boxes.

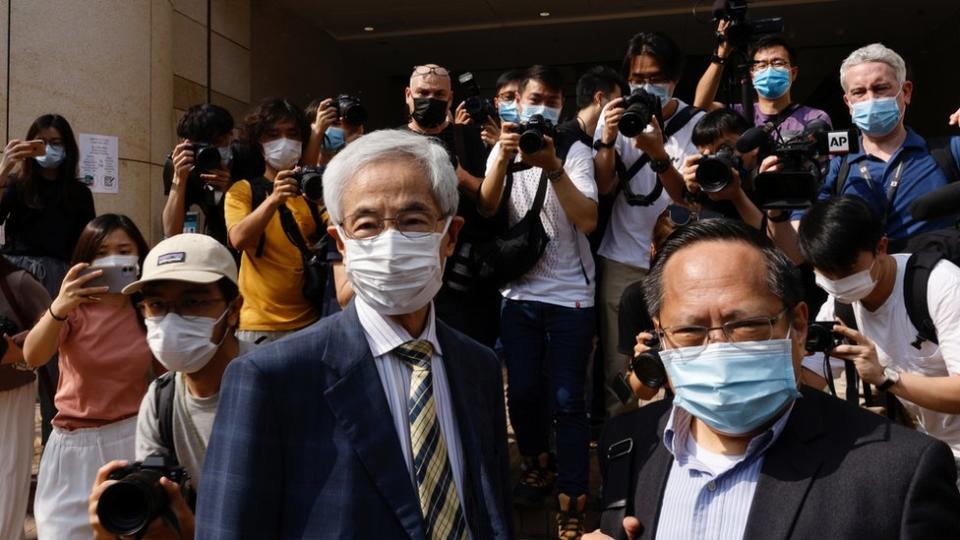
[411,97,448,129]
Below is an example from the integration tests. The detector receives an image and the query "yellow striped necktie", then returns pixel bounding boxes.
[395,339,468,540]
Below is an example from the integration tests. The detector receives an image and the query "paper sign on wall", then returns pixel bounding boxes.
[78,133,119,194]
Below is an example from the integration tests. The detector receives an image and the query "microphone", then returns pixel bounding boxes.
[910,182,960,221]
[736,123,775,154]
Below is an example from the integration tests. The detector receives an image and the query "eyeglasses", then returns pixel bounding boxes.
[341,210,444,240]
[664,205,724,227]
[751,59,791,72]
[659,308,790,354]
[137,297,226,320]
[497,91,518,102]
[628,73,670,85]
[412,65,449,78]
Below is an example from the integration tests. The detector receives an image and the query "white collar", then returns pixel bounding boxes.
[354,296,443,358]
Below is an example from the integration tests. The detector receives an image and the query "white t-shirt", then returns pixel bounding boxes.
[813,254,960,457]
[485,140,597,308]
[592,100,704,269]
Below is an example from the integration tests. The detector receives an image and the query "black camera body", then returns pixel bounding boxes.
[97,454,192,537]
[712,0,784,48]
[332,94,367,126]
[619,87,663,138]
[511,114,556,155]
[162,141,226,197]
[805,321,846,354]
[696,147,743,193]
[458,72,497,125]
[293,165,325,202]
[612,335,667,404]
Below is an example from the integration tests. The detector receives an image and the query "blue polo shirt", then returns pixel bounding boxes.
[792,129,959,239]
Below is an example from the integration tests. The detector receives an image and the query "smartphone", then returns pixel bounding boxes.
[80,263,138,294]
[26,140,46,157]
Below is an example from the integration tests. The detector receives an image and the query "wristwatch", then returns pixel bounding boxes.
[650,158,671,174]
[545,167,565,182]
[709,54,726,65]
[877,368,901,391]
[593,139,616,151]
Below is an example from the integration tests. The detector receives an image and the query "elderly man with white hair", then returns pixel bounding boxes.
[195,130,515,539]
[789,43,960,245]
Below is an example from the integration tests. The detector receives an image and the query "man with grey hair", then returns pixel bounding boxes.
[789,43,960,245]
[196,130,515,539]
[586,218,960,540]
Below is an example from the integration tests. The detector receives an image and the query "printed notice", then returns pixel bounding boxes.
[78,133,119,194]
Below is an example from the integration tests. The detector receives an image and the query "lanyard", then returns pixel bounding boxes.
[884,161,905,218]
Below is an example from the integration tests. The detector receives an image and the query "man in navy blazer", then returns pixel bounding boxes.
[196,130,514,539]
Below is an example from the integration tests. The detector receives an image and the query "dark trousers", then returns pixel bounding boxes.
[500,298,594,497]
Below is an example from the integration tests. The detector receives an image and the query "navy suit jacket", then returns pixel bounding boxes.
[195,303,515,539]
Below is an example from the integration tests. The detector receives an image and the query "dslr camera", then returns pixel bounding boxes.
[619,86,663,138]
[293,165,325,202]
[510,114,556,155]
[96,454,193,537]
[696,146,743,193]
[712,0,784,49]
[805,321,845,354]
[331,94,367,126]
[458,72,496,125]
[162,142,227,195]
[612,335,667,404]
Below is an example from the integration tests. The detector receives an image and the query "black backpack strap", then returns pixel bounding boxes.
[247,178,272,257]
[154,372,178,462]
[531,169,549,213]
[277,205,315,258]
[599,437,636,539]
[833,155,851,196]
[904,251,942,346]
[833,299,862,405]
[616,105,700,207]
[929,139,960,185]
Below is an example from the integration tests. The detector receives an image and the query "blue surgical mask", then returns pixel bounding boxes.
[34,144,65,169]
[752,67,791,100]
[660,336,799,435]
[851,93,902,137]
[498,100,520,123]
[631,83,672,105]
[520,103,561,125]
[324,126,346,151]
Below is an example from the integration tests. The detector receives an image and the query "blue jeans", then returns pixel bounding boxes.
[500,298,594,497]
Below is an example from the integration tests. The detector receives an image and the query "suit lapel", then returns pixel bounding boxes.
[637,408,675,540]
[323,304,426,540]
[743,389,828,540]
[436,323,486,538]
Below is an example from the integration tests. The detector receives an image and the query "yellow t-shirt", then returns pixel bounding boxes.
[225,179,325,331]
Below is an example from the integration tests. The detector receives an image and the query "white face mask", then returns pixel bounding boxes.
[145,309,229,374]
[341,218,451,316]
[815,260,878,304]
[262,137,301,171]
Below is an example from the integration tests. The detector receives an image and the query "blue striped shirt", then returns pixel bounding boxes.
[654,403,794,540]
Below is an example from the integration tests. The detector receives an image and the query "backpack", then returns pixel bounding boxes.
[154,371,178,463]
[614,105,702,206]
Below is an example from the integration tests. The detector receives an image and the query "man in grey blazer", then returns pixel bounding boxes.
[196,130,514,539]
[588,219,960,540]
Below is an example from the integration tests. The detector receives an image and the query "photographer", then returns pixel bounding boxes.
[476,69,526,147]
[790,43,960,244]
[88,233,246,539]
[592,31,704,419]
[695,28,831,137]
[479,65,597,538]
[225,99,326,345]
[799,196,960,479]
[162,104,235,244]
[304,96,365,167]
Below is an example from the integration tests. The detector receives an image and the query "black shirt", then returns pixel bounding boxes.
[162,162,229,245]
[0,178,95,261]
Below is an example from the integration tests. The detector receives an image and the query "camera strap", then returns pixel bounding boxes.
[615,105,701,207]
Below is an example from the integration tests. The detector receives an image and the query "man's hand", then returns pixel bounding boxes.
[600,97,625,146]
[497,122,521,162]
[170,141,195,188]
[267,169,300,208]
[632,116,668,160]
[758,154,782,174]
[714,19,734,58]
[90,461,196,540]
[583,517,644,540]
[520,135,563,172]
[949,107,960,127]
[454,101,472,126]
[682,154,704,195]
[312,98,338,136]
[830,320,886,386]
[480,117,500,147]
[199,168,231,192]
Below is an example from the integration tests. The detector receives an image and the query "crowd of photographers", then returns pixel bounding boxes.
[1,4,960,539]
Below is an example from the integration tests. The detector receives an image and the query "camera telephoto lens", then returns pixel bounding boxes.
[696,155,734,193]
[297,166,325,202]
[619,104,653,139]
[97,470,167,537]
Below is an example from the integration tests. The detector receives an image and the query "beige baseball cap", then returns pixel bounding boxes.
[122,233,238,295]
